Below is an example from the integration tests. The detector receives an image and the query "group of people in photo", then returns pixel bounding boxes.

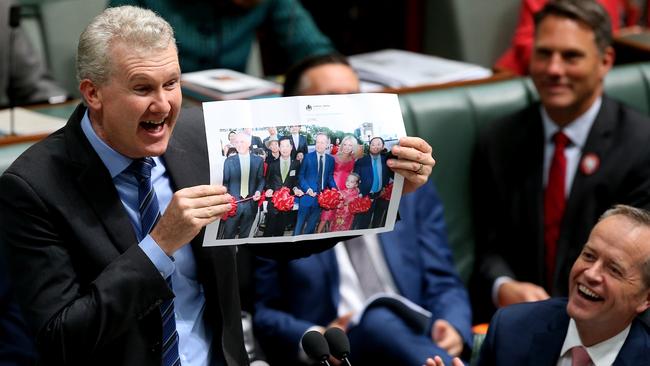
[217,126,394,239]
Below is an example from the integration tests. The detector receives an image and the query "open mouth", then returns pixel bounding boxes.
[140,119,166,132]
[577,284,604,302]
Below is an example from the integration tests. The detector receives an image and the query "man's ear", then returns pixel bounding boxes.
[635,290,650,314]
[599,46,615,76]
[79,79,101,110]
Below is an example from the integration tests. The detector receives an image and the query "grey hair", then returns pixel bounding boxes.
[315,132,330,143]
[76,6,176,85]
[599,204,650,288]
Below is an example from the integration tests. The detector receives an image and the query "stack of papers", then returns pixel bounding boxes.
[0,107,66,136]
[349,49,493,92]
[182,69,281,101]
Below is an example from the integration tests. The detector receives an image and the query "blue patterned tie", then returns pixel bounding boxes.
[128,158,180,366]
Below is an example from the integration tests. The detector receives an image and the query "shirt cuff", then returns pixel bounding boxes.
[492,276,514,307]
[139,234,175,279]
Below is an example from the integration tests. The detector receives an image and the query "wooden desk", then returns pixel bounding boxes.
[381,70,516,94]
[0,100,77,145]
[613,27,650,65]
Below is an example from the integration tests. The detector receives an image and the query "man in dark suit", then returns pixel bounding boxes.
[222,132,265,239]
[0,7,368,365]
[255,183,473,365]
[353,136,393,229]
[294,132,337,235]
[471,0,650,323]
[286,125,308,162]
[430,205,650,366]
[0,251,36,365]
[263,137,304,237]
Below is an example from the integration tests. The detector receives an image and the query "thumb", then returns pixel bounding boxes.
[432,319,446,342]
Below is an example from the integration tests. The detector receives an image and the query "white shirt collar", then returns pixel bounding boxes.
[559,318,631,366]
[541,96,602,149]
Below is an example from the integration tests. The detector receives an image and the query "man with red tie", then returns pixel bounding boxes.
[471,0,650,323]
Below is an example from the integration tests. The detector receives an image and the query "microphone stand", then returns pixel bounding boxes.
[8,4,21,136]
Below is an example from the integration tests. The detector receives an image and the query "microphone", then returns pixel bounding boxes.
[324,327,352,366]
[301,330,331,366]
[9,5,21,28]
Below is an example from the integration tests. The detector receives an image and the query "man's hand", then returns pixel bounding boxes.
[424,356,464,366]
[294,187,304,197]
[150,185,232,255]
[327,312,353,332]
[253,191,262,201]
[431,319,463,357]
[297,152,304,162]
[306,188,316,197]
[388,137,435,194]
[265,189,273,197]
[497,280,550,307]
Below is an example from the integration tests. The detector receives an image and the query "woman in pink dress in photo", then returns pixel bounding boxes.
[317,135,358,233]
[330,173,361,232]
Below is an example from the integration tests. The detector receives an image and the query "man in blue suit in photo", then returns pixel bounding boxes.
[287,125,309,163]
[293,132,337,235]
[222,132,265,239]
[353,136,392,229]
[429,204,650,366]
[255,182,472,365]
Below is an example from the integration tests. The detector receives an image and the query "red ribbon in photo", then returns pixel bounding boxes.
[349,195,372,214]
[318,188,343,210]
[272,187,295,211]
[380,182,394,201]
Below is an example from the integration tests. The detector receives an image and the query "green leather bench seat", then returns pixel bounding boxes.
[399,62,650,282]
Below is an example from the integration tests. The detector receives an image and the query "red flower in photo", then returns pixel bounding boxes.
[318,188,343,210]
[349,195,372,214]
[221,196,238,221]
[381,182,394,201]
[272,187,295,212]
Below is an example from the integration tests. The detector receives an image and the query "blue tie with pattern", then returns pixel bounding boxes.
[128,158,180,366]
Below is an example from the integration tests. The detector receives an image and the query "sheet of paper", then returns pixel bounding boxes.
[0,107,66,135]
[201,93,406,247]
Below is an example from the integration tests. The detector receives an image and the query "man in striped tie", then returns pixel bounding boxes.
[0,5,437,366]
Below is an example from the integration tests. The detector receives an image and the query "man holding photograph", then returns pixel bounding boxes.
[0,7,436,365]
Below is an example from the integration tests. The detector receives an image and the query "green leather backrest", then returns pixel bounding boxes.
[399,62,650,283]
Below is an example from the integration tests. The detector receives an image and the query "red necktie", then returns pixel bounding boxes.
[571,346,591,366]
[544,131,570,290]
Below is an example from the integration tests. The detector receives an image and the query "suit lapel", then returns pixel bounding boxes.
[613,319,650,365]
[316,248,340,308]
[528,309,569,366]
[65,104,138,253]
[557,97,616,289]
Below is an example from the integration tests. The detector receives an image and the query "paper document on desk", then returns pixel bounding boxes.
[0,107,66,135]
[182,69,281,100]
[349,49,492,92]
[201,93,406,247]
[350,292,432,332]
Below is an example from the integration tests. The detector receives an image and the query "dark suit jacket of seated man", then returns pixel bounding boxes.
[254,182,473,366]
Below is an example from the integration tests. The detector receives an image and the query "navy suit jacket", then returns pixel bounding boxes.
[286,134,308,160]
[354,153,391,196]
[254,183,473,363]
[297,151,336,208]
[479,298,650,365]
[223,153,265,198]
